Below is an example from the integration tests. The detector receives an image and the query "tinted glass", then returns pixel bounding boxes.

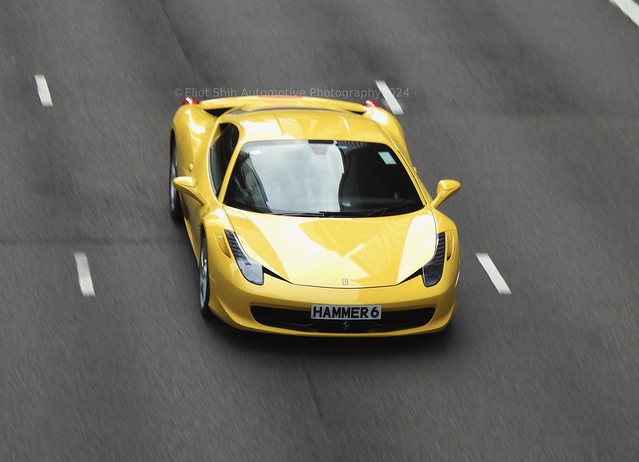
[224,140,423,217]
[210,124,239,194]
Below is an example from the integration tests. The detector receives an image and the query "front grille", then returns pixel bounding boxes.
[251,306,435,333]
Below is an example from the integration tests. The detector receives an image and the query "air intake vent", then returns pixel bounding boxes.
[251,306,435,333]
[206,108,231,117]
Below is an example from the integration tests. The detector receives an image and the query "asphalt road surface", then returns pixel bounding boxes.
[2,0,639,460]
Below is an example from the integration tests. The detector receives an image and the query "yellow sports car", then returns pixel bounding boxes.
[169,95,460,336]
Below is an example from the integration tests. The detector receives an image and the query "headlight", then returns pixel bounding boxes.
[224,230,264,285]
[422,232,446,287]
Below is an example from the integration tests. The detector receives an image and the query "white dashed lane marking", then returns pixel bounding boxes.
[476,253,511,295]
[375,80,404,115]
[34,74,53,107]
[74,252,95,297]
[608,0,639,27]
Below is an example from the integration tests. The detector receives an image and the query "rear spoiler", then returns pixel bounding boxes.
[198,95,369,116]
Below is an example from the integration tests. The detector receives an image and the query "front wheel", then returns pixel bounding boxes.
[199,235,215,319]
[169,141,183,221]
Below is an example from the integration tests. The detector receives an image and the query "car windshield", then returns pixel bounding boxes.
[223,140,423,217]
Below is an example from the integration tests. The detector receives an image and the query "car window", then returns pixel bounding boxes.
[223,140,423,217]
[209,123,239,194]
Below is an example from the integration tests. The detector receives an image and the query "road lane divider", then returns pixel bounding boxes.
[74,252,95,296]
[608,0,639,27]
[375,80,404,115]
[476,253,511,294]
[34,74,53,107]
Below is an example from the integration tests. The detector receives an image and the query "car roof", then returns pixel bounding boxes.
[219,108,392,145]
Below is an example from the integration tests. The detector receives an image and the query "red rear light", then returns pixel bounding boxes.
[182,97,199,105]
[364,100,380,108]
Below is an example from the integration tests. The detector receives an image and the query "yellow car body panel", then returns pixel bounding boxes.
[170,96,459,336]
[224,207,438,288]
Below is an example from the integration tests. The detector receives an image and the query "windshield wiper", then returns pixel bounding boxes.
[271,211,326,217]
[366,202,423,217]
[271,210,366,217]
[271,206,422,218]
[318,210,370,217]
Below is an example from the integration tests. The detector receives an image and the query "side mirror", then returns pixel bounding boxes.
[173,176,208,205]
[431,179,460,209]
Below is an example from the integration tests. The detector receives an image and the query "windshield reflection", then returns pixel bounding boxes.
[224,140,423,217]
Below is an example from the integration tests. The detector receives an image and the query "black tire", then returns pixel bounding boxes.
[169,140,183,221]
[199,234,215,319]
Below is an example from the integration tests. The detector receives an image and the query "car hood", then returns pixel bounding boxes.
[224,208,438,288]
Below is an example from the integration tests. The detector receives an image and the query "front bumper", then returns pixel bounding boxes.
[206,245,458,337]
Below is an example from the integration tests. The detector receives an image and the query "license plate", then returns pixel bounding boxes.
[311,304,382,320]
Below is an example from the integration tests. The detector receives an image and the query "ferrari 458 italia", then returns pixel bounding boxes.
[169,95,460,336]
